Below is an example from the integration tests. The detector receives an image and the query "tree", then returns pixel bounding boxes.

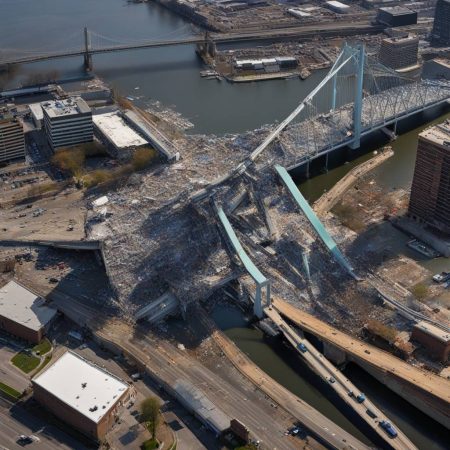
[140,397,161,440]
[411,283,429,302]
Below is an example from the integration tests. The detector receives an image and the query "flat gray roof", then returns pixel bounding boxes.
[41,97,91,119]
[0,280,57,332]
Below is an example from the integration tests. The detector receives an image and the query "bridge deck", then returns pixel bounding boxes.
[265,305,416,450]
[272,297,450,429]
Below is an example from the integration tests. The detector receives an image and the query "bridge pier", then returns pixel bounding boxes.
[83,26,93,72]
[349,44,365,150]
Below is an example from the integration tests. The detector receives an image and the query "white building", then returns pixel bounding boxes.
[92,111,148,152]
[0,280,57,343]
[29,103,44,129]
[32,351,132,440]
[325,0,350,13]
[41,97,93,150]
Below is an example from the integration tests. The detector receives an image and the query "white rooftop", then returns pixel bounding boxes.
[0,280,57,332]
[29,103,44,121]
[41,97,91,118]
[326,0,350,8]
[33,351,129,423]
[93,111,148,149]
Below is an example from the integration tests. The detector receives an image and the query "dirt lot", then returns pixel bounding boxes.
[0,190,86,241]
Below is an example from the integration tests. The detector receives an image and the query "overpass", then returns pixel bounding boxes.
[272,297,450,430]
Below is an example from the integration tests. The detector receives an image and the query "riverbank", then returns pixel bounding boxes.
[313,146,394,216]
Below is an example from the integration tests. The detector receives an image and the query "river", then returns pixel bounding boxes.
[2,0,449,447]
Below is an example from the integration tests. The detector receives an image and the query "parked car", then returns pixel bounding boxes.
[432,272,450,283]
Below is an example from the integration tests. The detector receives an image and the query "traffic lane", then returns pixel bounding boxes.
[0,345,30,393]
[72,342,216,450]
[1,402,88,450]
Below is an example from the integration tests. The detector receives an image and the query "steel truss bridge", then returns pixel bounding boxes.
[212,43,450,322]
[235,43,450,174]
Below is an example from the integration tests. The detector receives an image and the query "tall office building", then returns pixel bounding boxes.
[0,115,25,163]
[431,0,450,45]
[408,120,450,233]
[41,97,93,150]
[378,34,419,70]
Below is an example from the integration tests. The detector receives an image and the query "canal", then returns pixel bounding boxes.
[2,0,449,447]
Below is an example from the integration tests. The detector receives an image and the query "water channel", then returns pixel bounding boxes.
[2,0,449,447]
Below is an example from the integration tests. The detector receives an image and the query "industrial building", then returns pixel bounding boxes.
[41,97,93,150]
[0,113,25,164]
[376,6,417,27]
[431,0,450,45]
[234,56,297,73]
[378,34,419,70]
[0,280,57,343]
[408,120,450,234]
[92,111,148,156]
[325,0,350,14]
[32,351,132,440]
[173,380,231,435]
[422,58,450,80]
[412,322,450,362]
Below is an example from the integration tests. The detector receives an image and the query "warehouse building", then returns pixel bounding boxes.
[431,0,450,46]
[32,351,132,440]
[408,120,450,233]
[376,6,417,27]
[325,0,350,13]
[0,280,57,343]
[412,322,450,362]
[173,380,230,436]
[378,34,419,70]
[92,110,148,156]
[0,113,25,164]
[41,97,93,150]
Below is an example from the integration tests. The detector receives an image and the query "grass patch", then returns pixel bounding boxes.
[33,338,51,356]
[411,283,429,302]
[11,351,40,373]
[0,381,22,400]
[141,439,159,450]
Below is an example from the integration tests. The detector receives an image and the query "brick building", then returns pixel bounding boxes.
[431,0,450,46]
[32,351,132,441]
[378,34,419,71]
[0,280,57,343]
[411,321,450,362]
[408,120,450,233]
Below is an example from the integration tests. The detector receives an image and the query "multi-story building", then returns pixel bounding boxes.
[41,97,93,150]
[408,120,450,233]
[431,0,450,46]
[32,351,132,440]
[0,115,25,163]
[378,34,419,71]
